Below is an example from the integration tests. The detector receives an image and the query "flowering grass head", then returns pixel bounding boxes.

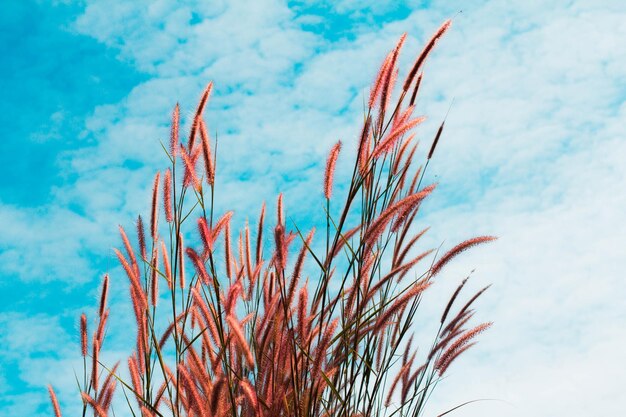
[49,19,495,417]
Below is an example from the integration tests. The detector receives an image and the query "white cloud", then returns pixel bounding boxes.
[2,0,625,416]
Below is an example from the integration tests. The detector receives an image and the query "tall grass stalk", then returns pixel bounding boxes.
[49,19,496,417]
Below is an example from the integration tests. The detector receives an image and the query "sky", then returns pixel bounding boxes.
[0,0,625,416]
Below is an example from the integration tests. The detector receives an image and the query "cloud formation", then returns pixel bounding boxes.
[1,0,624,416]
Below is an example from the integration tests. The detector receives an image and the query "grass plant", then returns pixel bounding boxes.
[49,19,495,417]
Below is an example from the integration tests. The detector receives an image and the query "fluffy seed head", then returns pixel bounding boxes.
[80,313,87,356]
[99,274,109,318]
[163,168,173,223]
[357,116,372,175]
[324,140,342,199]
[427,121,445,159]
[91,336,99,391]
[150,250,159,306]
[227,315,255,367]
[160,240,172,290]
[199,118,215,185]
[369,54,391,109]
[170,103,180,157]
[277,193,284,226]
[81,393,107,417]
[409,72,423,106]
[180,145,201,191]
[151,172,160,239]
[48,385,62,417]
[436,322,492,374]
[225,222,233,279]
[136,215,146,260]
[431,236,497,277]
[372,116,425,159]
[403,19,452,91]
[188,81,213,150]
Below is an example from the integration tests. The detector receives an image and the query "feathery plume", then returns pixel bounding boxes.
[287,229,314,309]
[393,226,429,268]
[187,247,212,285]
[436,322,492,374]
[277,193,284,226]
[409,72,423,106]
[239,379,260,414]
[48,385,62,417]
[197,217,212,252]
[391,104,415,133]
[118,225,139,278]
[373,281,431,333]
[403,19,452,91]
[191,288,220,346]
[95,308,109,347]
[199,118,215,185]
[150,250,159,306]
[170,103,179,157]
[99,274,109,318]
[256,202,265,264]
[297,285,309,341]
[369,54,391,109]
[178,365,208,416]
[227,315,255,367]
[113,249,142,301]
[437,341,477,375]
[160,240,172,289]
[427,121,445,159]
[327,224,361,263]
[357,116,372,175]
[244,223,257,296]
[396,249,435,282]
[384,360,412,407]
[181,144,201,191]
[100,366,118,412]
[136,215,146,260]
[324,140,342,199]
[363,184,436,248]
[209,377,227,415]
[80,313,88,356]
[80,393,107,417]
[140,406,156,417]
[430,236,497,277]
[441,277,469,324]
[377,33,406,121]
[213,210,234,240]
[274,224,286,271]
[372,116,425,159]
[188,81,213,150]
[379,67,398,125]
[91,336,99,391]
[225,221,233,279]
[127,354,143,398]
[365,250,433,307]
[163,168,173,223]
[311,319,338,385]
[447,310,476,336]
[448,285,491,330]
[151,172,160,239]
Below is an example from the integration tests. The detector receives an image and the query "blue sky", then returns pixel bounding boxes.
[1,0,625,416]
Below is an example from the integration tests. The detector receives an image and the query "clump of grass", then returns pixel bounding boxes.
[49,19,496,417]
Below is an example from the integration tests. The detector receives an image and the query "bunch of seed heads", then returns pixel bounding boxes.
[49,19,496,417]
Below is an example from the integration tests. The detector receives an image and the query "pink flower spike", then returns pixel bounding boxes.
[324,140,342,199]
[403,19,452,91]
[170,103,180,157]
